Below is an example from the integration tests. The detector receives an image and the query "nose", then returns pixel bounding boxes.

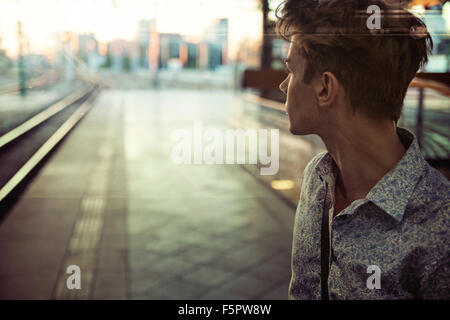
[279,76,288,94]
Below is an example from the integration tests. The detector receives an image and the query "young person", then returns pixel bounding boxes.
[277,0,449,299]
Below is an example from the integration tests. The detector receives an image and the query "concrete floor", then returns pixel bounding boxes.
[0,89,296,299]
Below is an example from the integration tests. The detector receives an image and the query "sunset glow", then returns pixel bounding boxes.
[0,0,262,58]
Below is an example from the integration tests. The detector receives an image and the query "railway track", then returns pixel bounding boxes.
[0,84,101,211]
[0,71,60,95]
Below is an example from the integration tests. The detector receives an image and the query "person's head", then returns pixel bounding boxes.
[277,0,433,136]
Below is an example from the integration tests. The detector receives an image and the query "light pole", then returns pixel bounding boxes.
[17,20,26,97]
[62,32,74,83]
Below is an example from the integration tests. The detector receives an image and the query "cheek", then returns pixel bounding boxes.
[287,77,303,104]
[291,76,316,102]
[286,76,296,99]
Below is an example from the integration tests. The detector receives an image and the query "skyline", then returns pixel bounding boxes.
[0,0,263,58]
[1,0,449,59]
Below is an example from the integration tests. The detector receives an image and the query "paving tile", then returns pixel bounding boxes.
[106,196,127,215]
[128,250,163,271]
[93,271,127,300]
[265,248,292,268]
[132,237,188,256]
[181,266,236,287]
[102,213,126,235]
[99,232,127,250]
[176,246,221,265]
[244,259,291,283]
[62,251,97,272]
[128,234,159,250]
[207,244,272,274]
[127,179,197,198]
[227,243,277,265]
[198,288,249,300]
[149,279,209,300]
[176,229,218,247]
[150,256,197,278]
[127,214,172,235]
[97,248,127,273]
[108,175,127,197]
[0,238,67,276]
[129,292,165,300]
[212,274,280,299]
[258,232,292,250]
[150,223,194,240]
[259,281,289,300]
[127,220,170,237]
[0,197,79,240]
[23,175,88,198]
[255,196,295,231]
[0,273,58,299]
[129,270,171,296]
[194,234,249,253]
[220,227,267,244]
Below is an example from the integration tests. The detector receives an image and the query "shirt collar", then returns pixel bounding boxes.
[315,127,427,222]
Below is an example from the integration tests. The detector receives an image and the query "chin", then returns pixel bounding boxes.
[289,123,313,136]
[289,126,303,135]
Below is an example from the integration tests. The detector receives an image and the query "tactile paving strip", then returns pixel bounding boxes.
[52,104,117,300]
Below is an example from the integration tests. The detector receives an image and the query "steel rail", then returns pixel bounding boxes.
[0,85,94,149]
[0,88,99,202]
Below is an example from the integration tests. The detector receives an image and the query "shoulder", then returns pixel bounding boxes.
[404,164,449,249]
[411,164,450,209]
[406,163,450,216]
[298,151,329,198]
[423,164,450,192]
[301,151,328,180]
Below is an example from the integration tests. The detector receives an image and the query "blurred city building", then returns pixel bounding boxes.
[137,19,152,69]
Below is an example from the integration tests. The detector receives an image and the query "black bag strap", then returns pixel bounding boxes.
[321,182,332,300]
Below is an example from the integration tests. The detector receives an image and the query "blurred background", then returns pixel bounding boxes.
[0,0,448,300]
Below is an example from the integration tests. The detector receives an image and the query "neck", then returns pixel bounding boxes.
[319,118,406,201]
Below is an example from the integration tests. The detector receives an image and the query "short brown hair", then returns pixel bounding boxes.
[276,0,433,122]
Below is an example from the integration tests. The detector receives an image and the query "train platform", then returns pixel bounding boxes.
[0,89,295,300]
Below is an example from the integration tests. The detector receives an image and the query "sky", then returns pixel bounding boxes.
[0,0,265,57]
[1,0,449,59]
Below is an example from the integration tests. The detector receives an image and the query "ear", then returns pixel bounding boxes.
[312,72,339,108]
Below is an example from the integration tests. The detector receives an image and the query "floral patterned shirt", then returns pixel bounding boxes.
[289,127,450,300]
